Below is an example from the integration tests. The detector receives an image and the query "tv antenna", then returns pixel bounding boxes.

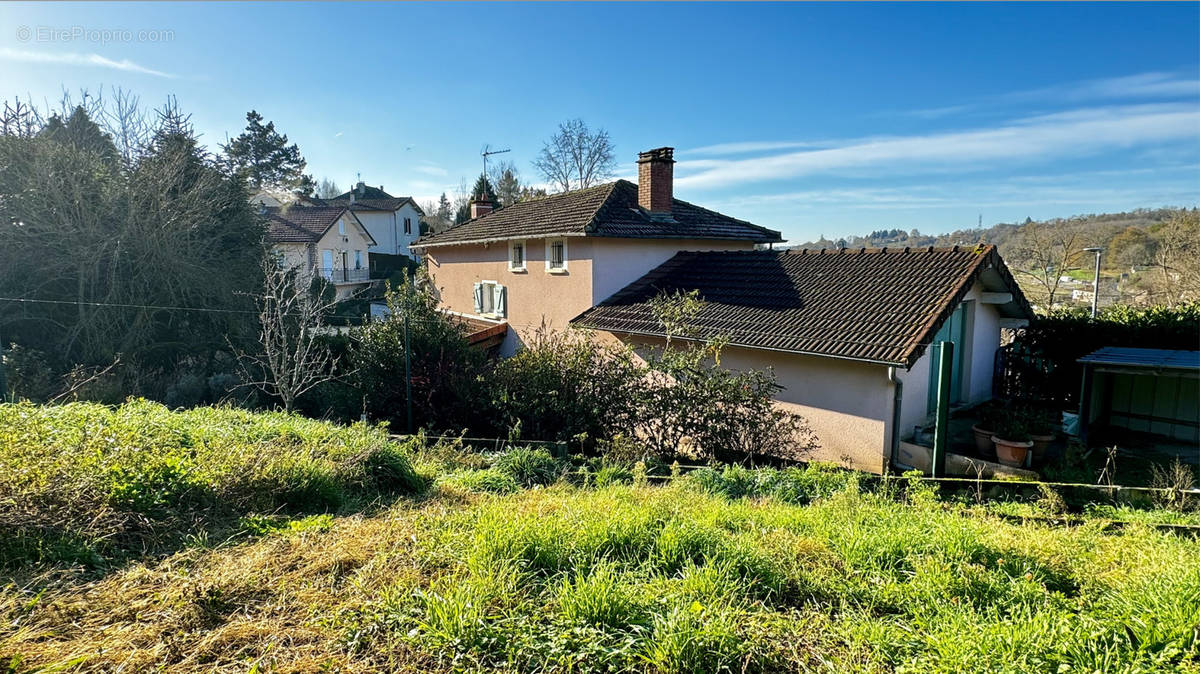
[481,144,510,180]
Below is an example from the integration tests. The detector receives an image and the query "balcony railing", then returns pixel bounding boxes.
[317,267,370,283]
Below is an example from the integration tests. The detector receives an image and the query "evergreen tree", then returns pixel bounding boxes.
[222,110,316,194]
[455,174,498,224]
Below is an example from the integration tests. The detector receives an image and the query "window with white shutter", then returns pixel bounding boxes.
[475,280,505,317]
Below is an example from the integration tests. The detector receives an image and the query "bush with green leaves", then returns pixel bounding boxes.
[349,276,489,432]
[486,327,644,444]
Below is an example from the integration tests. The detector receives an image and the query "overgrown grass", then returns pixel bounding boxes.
[2,403,1197,672]
[0,399,425,568]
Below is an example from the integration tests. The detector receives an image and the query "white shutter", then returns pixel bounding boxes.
[494,284,507,317]
[473,282,483,314]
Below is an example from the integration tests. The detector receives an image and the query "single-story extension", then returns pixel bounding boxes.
[572,244,1034,472]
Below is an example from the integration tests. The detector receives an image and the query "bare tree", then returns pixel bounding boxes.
[1008,219,1088,308]
[532,119,616,193]
[235,259,341,413]
[1151,210,1200,305]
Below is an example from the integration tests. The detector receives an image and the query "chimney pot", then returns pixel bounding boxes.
[637,147,675,214]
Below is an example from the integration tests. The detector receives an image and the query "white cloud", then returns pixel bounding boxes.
[684,141,820,156]
[675,103,1200,190]
[334,131,343,138]
[414,164,448,177]
[0,47,175,78]
[1013,71,1199,104]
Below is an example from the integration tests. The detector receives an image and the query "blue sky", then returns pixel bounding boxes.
[1,2,1197,243]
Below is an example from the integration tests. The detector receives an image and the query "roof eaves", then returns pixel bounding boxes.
[573,322,903,368]
[413,231,589,249]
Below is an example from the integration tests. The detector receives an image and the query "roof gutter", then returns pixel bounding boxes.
[581,325,907,369]
[412,231,589,250]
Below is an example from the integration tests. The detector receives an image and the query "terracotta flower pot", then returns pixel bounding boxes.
[992,436,1033,467]
[1029,433,1055,466]
[971,425,997,458]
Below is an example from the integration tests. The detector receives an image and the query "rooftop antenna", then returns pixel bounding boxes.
[481,144,511,184]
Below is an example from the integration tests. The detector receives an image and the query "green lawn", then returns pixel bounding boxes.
[2,402,1197,673]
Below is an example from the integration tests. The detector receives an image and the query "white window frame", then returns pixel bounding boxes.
[509,240,526,272]
[338,218,346,235]
[404,217,412,235]
[545,238,568,273]
[354,250,363,270]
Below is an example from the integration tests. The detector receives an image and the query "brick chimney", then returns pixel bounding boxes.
[469,195,493,219]
[637,147,675,214]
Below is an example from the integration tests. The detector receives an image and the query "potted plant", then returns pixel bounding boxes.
[992,417,1033,467]
[1025,409,1056,467]
[971,404,1000,459]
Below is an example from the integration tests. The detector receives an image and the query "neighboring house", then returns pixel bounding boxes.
[411,147,783,355]
[572,245,1034,473]
[263,204,376,300]
[317,182,425,259]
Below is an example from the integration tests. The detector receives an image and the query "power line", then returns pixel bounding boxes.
[0,296,258,315]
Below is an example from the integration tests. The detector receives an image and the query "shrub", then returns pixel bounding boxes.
[487,327,644,444]
[349,276,488,433]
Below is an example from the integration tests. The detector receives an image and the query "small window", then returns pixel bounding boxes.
[546,238,567,272]
[338,219,345,235]
[354,250,363,269]
[404,217,412,235]
[473,280,507,317]
[509,240,525,271]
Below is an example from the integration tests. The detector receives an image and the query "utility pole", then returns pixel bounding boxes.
[1084,247,1105,319]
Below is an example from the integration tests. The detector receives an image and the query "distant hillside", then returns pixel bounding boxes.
[790,207,1199,308]
[790,207,1184,258]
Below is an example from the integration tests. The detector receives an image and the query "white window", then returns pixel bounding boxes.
[404,217,412,235]
[473,281,507,318]
[354,250,363,269]
[321,249,334,278]
[509,240,526,271]
[545,238,567,272]
[338,219,345,235]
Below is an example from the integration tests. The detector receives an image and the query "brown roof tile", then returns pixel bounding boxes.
[413,180,782,247]
[571,245,1032,367]
[263,205,347,243]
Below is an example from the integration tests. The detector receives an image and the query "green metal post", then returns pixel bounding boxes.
[932,340,954,477]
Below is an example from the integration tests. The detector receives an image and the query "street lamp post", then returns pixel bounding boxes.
[1083,247,1105,319]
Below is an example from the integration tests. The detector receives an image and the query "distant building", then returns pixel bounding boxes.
[261,203,375,300]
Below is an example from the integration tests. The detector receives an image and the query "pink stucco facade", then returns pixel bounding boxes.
[423,236,756,354]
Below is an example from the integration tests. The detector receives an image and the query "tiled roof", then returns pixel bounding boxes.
[331,185,394,200]
[320,196,424,214]
[571,245,1032,368]
[413,179,782,247]
[264,205,347,243]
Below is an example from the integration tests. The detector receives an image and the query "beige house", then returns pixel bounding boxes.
[572,245,1033,472]
[315,182,426,259]
[263,204,376,300]
[411,147,784,354]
